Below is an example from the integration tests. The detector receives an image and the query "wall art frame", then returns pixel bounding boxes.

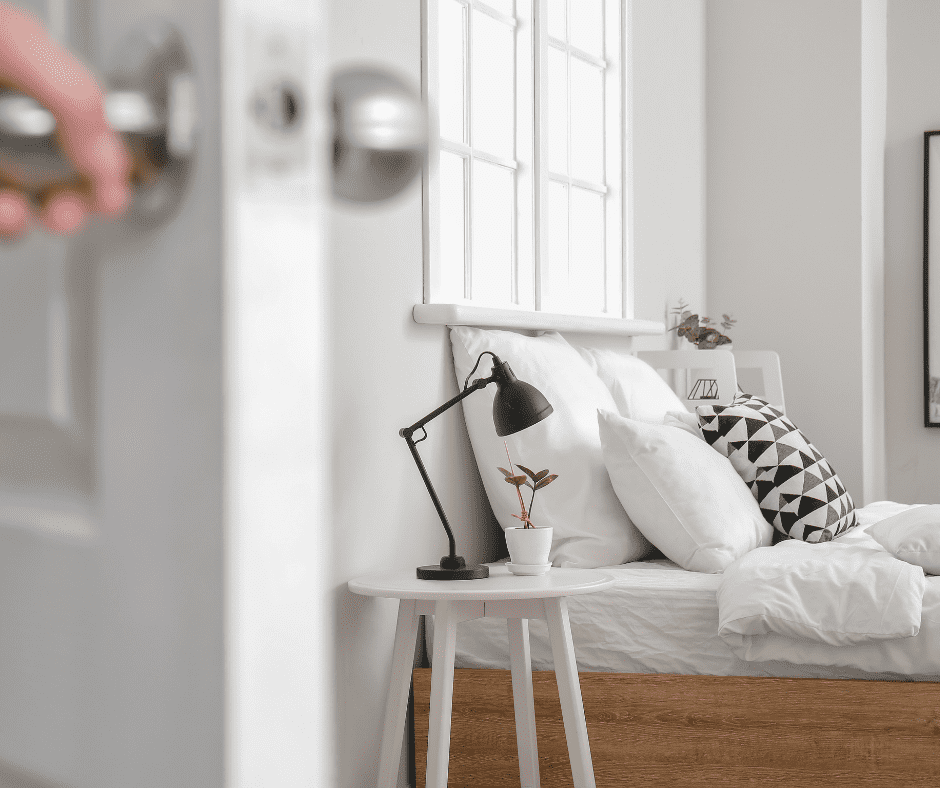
[924,131,940,426]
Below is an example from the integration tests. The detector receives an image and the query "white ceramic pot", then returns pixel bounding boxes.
[504,526,553,567]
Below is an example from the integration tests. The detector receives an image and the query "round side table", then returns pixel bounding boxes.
[348,563,615,788]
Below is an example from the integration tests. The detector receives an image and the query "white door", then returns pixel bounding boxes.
[0,2,333,787]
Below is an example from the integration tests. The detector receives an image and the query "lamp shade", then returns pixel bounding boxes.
[492,361,553,436]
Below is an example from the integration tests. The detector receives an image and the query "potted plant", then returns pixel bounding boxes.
[498,443,558,573]
[669,298,736,349]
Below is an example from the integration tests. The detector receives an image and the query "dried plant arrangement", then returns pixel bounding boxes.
[669,298,736,350]
[497,441,558,529]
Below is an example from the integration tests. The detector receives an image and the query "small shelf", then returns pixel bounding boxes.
[413,304,665,337]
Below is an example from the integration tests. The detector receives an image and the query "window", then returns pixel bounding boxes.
[423,0,627,317]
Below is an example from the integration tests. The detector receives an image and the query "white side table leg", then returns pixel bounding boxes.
[426,600,459,788]
[507,616,540,788]
[545,597,595,788]
[376,599,419,788]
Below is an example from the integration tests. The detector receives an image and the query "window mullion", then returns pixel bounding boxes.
[513,1,534,310]
[442,140,517,170]
[511,6,518,308]
[604,72,610,314]
[606,0,625,318]
[534,0,549,312]
[565,0,572,302]
[423,0,439,304]
[465,3,473,300]
[548,35,606,70]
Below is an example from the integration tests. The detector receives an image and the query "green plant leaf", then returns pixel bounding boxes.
[535,474,558,489]
[504,475,527,486]
[524,482,534,490]
[516,464,537,479]
[497,467,513,478]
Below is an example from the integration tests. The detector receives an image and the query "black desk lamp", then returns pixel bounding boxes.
[399,351,553,580]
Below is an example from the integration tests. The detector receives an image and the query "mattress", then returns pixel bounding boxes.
[426,502,940,681]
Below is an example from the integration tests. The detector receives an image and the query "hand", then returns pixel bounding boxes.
[0,4,131,240]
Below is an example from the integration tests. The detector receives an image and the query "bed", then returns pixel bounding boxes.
[407,306,940,787]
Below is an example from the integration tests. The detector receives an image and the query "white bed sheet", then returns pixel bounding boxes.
[426,502,940,681]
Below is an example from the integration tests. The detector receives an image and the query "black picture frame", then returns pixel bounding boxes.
[924,131,940,427]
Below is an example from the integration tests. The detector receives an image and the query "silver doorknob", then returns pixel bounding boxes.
[331,68,427,203]
[0,21,195,229]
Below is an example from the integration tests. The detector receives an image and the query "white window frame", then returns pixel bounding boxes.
[422,0,632,319]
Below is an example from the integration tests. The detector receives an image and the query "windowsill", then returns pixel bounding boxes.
[413,303,665,337]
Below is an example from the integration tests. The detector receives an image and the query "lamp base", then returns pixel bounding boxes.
[416,563,490,580]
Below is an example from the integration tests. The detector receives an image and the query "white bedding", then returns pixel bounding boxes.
[717,533,926,648]
[427,502,940,680]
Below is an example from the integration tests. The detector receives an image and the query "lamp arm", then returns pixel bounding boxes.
[402,376,490,434]
[399,377,491,561]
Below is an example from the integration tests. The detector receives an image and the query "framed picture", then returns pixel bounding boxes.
[925,131,940,426]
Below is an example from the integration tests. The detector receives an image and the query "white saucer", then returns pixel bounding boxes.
[507,562,552,576]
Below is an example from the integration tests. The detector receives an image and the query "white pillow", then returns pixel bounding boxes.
[867,505,940,575]
[598,409,772,573]
[450,327,651,568]
[663,409,704,440]
[575,347,687,423]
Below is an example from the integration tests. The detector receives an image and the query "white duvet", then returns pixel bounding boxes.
[717,533,926,649]
[717,501,940,668]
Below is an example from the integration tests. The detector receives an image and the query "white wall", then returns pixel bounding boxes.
[329,1,707,786]
[630,0,707,350]
[884,0,940,503]
[329,3,498,786]
[862,0,888,505]
[706,0,886,504]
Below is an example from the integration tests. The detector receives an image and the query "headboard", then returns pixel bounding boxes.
[413,303,785,412]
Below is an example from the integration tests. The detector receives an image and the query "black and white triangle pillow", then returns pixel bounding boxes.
[696,393,858,543]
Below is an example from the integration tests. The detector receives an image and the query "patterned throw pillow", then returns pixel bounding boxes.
[696,393,858,543]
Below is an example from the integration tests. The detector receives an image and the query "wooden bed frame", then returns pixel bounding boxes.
[413,667,940,786]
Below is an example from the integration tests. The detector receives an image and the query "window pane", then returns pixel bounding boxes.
[547,46,568,175]
[568,188,606,314]
[471,10,515,159]
[484,0,515,17]
[439,151,466,300]
[570,0,603,57]
[569,58,604,183]
[548,0,566,40]
[471,160,514,304]
[547,181,569,309]
[438,0,465,143]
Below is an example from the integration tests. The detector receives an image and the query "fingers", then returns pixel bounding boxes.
[0,7,105,127]
[39,190,87,235]
[0,5,131,218]
[65,130,131,215]
[0,188,29,239]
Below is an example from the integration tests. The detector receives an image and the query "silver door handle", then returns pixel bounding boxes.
[331,67,427,203]
[0,90,165,139]
[0,22,196,228]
